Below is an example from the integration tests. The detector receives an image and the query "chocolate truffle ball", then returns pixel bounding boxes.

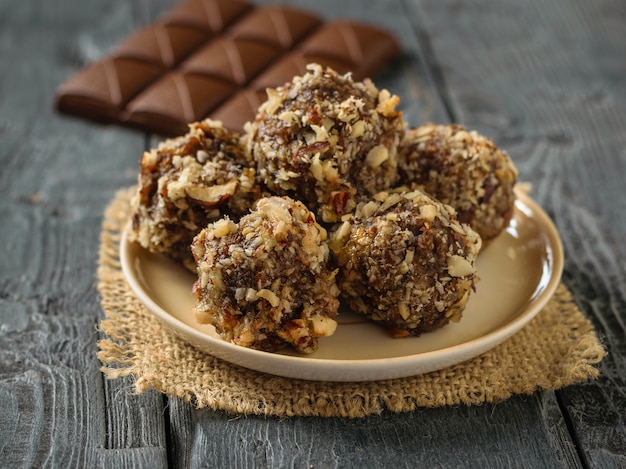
[247,63,404,223]
[329,189,482,337]
[128,119,258,270]
[191,196,340,354]
[398,123,518,242]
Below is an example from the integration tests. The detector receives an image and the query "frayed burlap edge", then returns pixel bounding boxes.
[97,187,606,418]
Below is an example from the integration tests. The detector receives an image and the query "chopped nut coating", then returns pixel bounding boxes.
[398,123,518,242]
[329,189,482,337]
[191,196,340,354]
[128,119,258,270]
[248,63,404,223]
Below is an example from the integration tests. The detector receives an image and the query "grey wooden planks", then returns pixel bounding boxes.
[407,0,626,466]
[0,0,624,467]
[164,393,581,468]
[0,0,169,467]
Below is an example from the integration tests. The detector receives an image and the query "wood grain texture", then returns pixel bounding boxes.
[407,0,626,467]
[166,393,582,468]
[0,0,168,467]
[0,0,624,467]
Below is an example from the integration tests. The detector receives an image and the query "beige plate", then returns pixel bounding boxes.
[120,190,563,382]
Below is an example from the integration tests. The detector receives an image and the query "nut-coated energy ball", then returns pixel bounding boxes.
[129,119,257,270]
[192,196,340,353]
[329,189,482,337]
[398,123,518,242]
[248,63,404,223]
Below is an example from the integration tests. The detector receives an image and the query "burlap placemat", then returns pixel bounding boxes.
[97,187,606,418]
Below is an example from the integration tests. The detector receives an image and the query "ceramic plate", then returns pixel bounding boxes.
[120,190,563,382]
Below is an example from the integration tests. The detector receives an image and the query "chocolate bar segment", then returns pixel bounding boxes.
[55,57,165,123]
[160,0,253,33]
[228,5,322,49]
[55,0,401,136]
[113,23,212,67]
[180,37,281,85]
[125,71,238,136]
[298,20,401,79]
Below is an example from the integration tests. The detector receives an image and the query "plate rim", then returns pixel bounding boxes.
[119,190,564,382]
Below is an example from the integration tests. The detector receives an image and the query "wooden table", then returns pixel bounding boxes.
[1,0,624,467]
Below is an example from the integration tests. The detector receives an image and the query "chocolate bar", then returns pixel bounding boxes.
[55,0,401,136]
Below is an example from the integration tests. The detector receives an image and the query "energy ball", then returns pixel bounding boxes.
[247,63,405,223]
[329,190,482,337]
[128,119,258,271]
[191,196,340,354]
[398,124,518,242]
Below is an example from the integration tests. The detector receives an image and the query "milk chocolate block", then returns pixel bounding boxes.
[55,0,401,136]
